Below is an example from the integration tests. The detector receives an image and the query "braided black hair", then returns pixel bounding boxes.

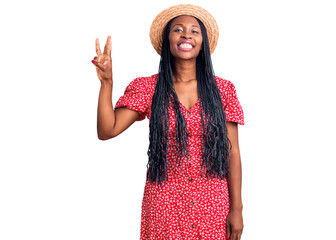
[146,17,231,186]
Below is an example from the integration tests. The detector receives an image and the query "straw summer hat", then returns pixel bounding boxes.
[150,4,219,55]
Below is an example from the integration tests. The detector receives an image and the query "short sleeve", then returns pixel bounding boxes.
[115,77,150,121]
[217,77,245,125]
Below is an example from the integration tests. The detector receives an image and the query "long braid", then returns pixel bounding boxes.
[147,19,189,186]
[196,18,231,180]
[146,17,231,185]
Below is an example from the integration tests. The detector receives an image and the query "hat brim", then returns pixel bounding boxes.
[150,4,219,55]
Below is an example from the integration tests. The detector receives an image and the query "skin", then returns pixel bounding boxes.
[169,15,202,109]
[93,15,243,240]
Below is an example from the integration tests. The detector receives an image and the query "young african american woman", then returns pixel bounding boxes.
[92,5,244,240]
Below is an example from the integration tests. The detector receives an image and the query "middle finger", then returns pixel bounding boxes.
[231,232,238,240]
[237,232,242,240]
[103,36,111,56]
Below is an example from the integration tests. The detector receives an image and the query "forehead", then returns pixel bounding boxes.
[170,15,200,27]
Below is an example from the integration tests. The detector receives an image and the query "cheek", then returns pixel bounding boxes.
[169,41,175,54]
[198,37,203,48]
[168,36,178,53]
[168,35,173,46]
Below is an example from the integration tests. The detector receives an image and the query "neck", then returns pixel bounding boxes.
[172,58,197,82]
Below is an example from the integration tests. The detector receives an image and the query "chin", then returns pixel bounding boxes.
[172,52,199,61]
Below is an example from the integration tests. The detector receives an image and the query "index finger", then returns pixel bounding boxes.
[103,35,111,56]
[96,38,102,56]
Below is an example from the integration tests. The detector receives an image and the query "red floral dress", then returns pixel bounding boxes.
[115,74,244,240]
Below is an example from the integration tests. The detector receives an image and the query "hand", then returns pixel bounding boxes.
[92,36,112,83]
[226,209,244,240]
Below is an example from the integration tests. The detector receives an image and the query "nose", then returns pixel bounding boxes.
[181,33,192,39]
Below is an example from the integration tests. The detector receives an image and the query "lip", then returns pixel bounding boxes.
[177,40,195,47]
[177,40,195,51]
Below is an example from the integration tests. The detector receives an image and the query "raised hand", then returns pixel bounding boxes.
[92,36,112,83]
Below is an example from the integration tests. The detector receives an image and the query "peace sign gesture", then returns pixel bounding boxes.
[92,36,112,83]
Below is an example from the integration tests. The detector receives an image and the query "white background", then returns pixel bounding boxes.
[1,0,335,239]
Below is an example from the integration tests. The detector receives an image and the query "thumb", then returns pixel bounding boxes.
[92,60,105,71]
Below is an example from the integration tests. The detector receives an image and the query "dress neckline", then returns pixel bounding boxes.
[178,98,200,112]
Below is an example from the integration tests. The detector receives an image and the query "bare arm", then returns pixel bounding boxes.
[93,36,140,140]
[227,121,243,210]
[226,121,244,239]
[97,82,140,140]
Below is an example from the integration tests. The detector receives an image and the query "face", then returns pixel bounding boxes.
[168,15,203,61]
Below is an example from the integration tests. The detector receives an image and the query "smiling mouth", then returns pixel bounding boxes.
[177,42,195,51]
[178,43,193,49]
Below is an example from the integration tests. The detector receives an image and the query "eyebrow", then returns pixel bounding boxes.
[172,23,199,28]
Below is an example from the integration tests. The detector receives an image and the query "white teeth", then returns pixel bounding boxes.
[179,43,193,49]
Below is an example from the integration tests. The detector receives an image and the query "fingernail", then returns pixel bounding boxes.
[91,60,96,64]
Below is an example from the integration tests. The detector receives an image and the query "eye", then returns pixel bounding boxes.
[173,28,183,33]
[192,29,199,34]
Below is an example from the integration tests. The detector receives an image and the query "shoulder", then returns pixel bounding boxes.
[124,73,158,92]
[214,76,237,96]
[215,76,245,125]
[147,73,158,88]
[129,73,158,88]
[133,73,158,84]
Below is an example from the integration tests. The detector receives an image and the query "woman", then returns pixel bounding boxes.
[92,4,244,240]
